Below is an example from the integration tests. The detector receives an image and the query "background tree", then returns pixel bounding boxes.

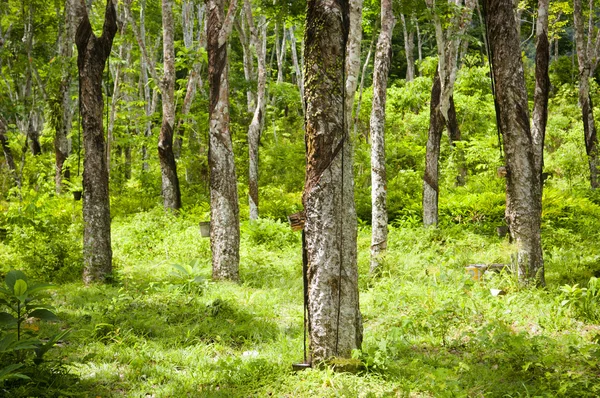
[369,0,395,273]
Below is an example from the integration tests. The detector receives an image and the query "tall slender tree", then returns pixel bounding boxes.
[370,0,395,273]
[75,0,117,284]
[573,0,600,189]
[207,0,240,281]
[485,0,544,286]
[303,0,362,361]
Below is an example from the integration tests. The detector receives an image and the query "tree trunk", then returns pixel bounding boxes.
[370,0,395,273]
[303,0,362,362]
[486,0,544,286]
[159,0,182,211]
[244,0,267,221]
[207,0,239,281]
[532,0,549,186]
[0,117,20,188]
[423,71,444,227]
[573,0,599,189]
[354,33,375,140]
[345,0,363,133]
[75,0,117,284]
[400,14,415,82]
[236,16,255,113]
[289,26,305,112]
[275,22,287,83]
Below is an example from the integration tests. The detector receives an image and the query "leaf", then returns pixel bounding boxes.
[27,283,56,296]
[28,309,59,322]
[171,263,189,277]
[0,363,29,382]
[5,270,27,292]
[13,279,27,298]
[0,312,16,325]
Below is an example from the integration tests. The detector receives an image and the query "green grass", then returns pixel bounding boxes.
[2,210,600,396]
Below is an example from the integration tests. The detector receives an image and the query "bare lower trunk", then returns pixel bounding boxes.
[423,71,444,227]
[76,0,117,284]
[207,0,239,281]
[486,0,544,286]
[573,0,599,189]
[370,0,395,272]
[303,0,362,362]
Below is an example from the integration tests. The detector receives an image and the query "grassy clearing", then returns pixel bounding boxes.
[4,210,598,397]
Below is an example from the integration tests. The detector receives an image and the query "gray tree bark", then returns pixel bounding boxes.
[75,0,117,284]
[423,71,444,227]
[486,0,544,286]
[532,0,549,186]
[207,0,240,281]
[370,0,395,273]
[345,0,363,133]
[158,0,182,211]
[244,0,267,221]
[400,13,415,82]
[289,26,305,112]
[354,33,375,140]
[573,0,599,189]
[303,0,362,362]
[0,117,20,188]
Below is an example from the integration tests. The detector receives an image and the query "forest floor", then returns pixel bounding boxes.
[8,202,599,397]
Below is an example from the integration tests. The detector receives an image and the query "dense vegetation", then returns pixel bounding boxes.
[1,0,600,396]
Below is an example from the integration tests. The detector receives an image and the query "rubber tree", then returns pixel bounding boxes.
[75,0,117,284]
[369,0,395,273]
[303,0,362,362]
[422,0,475,227]
[207,0,240,281]
[573,0,600,189]
[485,0,544,286]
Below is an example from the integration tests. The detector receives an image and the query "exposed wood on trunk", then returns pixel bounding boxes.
[303,0,362,362]
[207,0,240,281]
[573,0,600,189]
[485,0,544,286]
[75,0,117,284]
[370,0,395,273]
[158,0,182,211]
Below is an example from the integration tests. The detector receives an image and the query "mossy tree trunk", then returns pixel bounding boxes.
[303,0,362,362]
[75,0,117,284]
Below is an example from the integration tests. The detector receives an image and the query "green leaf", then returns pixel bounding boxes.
[28,309,59,322]
[13,279,27,298]
[6,270,27,292]
[0,312,16,325]
[27,283,56,296]
[0,363,29,382]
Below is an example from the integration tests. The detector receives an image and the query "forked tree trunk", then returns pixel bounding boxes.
[159,0,182,211]
[207,0,239,281]
[370,0,395,273]
[423,71,444,227]
[303,0,362,362]
[75,0,117,284]
[244,0,267,221]
[573,0,599,189]
[486,0,544,286]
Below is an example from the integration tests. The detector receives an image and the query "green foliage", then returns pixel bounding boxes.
[560,277,600,323]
